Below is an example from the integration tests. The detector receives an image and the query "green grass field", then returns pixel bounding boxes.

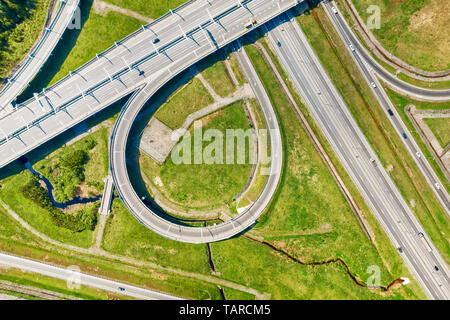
[103,0,187,19]
[49,10,144,85]
[154,77,214,130]
[199,54,236,98]
[0,0,50,79]
[348,0,449,71]
[141,101,253,211]
[423,118,450,149]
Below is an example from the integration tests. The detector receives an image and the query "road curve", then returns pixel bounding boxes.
[323,1,450,102]
[0,0,80,115]
[0,252,182,300]
[109,31,284,243]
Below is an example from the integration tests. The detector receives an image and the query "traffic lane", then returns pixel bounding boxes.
[323,2,450,211]
[268,17,448,299]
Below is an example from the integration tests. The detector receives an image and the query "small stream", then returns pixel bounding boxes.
[23,159,101,209]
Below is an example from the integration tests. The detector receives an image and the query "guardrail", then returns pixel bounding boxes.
[109,0,297,241]
[0,0,256,146]
[0,1,79,101]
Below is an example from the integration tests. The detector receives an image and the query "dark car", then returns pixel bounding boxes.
[434,266,439,271]
[153,38,160,44]
[402,133,407,139]
[398,247,403,253]
[119,287,125,291]
[277,41,282,47]
[388,109,394,116]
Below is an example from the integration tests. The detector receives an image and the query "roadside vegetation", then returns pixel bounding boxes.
[347,0,449,71]
[298,6,450,263]
[0,127,110,247]
[237,44,422,299]
[198,55,236,98]
[154,77,214,130]
[0,0,50,80]
[141,101,253,212]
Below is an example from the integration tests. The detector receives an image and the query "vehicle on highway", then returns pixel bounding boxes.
[416,152,421,158]
[398,247,403,253]
[402,133,407,139]
[119,287,125,291]
[418,232,432,252]
[349,44,355,52]
[370,158,377,167]
[152,38,160,44]
[138,70,145,76]
[435,183,441,190]
[277,41,282,47]
[435,266,439,271]
[245,18,257,29]
[388,109,394,116]
[370,82,377,88]
[332,7,338,14]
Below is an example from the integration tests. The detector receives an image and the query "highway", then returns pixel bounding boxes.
[322,1,450,102]
[109,11,285,243]
[0,0,298,170]
[0,252,182,300]
[265,11,450,299]
[0,0,80,116]
[322,1,450,214]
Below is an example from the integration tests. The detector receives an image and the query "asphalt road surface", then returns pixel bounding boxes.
[322,1,450,214]
[109,36,284,243]
[0,0,299,169]
[265,11,449,300]
[0,252,182,300]
[0,0,80,115]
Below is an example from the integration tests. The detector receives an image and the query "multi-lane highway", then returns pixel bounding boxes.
[322,1,450,214]
[265,11,449,299]
[0,252,182,300]
[0,0,80,116]
[0,0,298,170]
[109,28,284,243]
[321,1,450,102]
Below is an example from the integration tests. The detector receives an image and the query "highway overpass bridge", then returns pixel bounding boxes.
[0,0,300,242]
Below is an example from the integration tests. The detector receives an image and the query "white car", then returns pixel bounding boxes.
[349,44,355,52]
[371,82,377,88]
[435,183,441,190]
[416,152,421,158]
[332,7,338,14]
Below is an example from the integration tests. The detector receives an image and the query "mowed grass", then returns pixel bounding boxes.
[154,77,214,130]
[102,200,211,274]
[102,0,187,19]
[0,170,96,248]
[49,10,143,85]
[299,7,450,263]
[199,54,236,98]
[0,129,110,248]
[423,118,450,149]
[0,266,130,300]
[141,101,253,210]
[349,0,449,71]
[245,45,393,290]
